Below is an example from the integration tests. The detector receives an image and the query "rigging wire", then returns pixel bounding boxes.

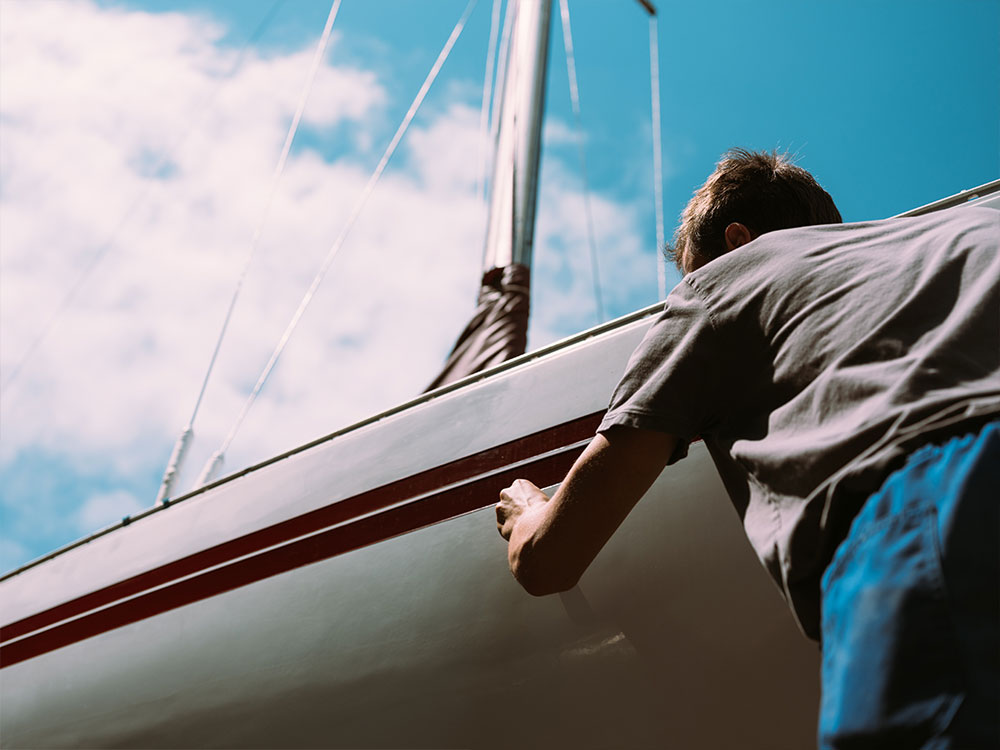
[648,14,667,300]
[155,0,343,504]
[557,0,605,324]
[0,0,287,401]
[194,0,480,489]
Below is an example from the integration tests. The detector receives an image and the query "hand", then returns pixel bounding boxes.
[496,479,550,541]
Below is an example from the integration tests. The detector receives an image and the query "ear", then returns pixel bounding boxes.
[724,223,754,251]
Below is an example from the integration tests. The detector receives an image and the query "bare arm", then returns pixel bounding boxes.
[496,426,677,596]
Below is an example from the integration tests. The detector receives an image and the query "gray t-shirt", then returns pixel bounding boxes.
[599,205,1000,640]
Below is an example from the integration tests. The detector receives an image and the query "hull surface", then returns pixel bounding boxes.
[1,308,818,749]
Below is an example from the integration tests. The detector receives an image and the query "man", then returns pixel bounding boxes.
[495,149,999,749]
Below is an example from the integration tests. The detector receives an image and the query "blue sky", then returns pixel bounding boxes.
[115,0,1000,217]
[1,0,997,573]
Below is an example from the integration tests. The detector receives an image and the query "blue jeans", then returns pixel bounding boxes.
[820,420,1000,750]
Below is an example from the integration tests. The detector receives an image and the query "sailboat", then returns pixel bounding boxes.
[2,1,999,747]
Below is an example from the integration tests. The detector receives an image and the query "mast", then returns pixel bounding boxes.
[482,0,551,272]
[427,0,552,390]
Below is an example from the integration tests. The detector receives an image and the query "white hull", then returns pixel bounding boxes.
[1,306,818,749]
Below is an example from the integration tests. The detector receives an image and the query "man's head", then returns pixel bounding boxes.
[669,148,842,274]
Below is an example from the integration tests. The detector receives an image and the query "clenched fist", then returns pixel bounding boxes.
[496,479,550,541]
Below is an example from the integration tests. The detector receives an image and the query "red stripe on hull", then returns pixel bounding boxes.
[1,414,600,667]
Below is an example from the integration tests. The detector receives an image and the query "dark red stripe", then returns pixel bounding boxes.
[2,413,601,645]
[0,445,584,668]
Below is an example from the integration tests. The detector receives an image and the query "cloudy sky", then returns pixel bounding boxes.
[1,0,997,572]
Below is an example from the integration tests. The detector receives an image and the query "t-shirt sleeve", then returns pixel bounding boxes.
[598,279,726,465]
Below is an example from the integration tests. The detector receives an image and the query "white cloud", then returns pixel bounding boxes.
[0,0,396,478]
[529,158,659,345]
[76,489,146,534]
[0,0,653,549]
[542,118,585,147]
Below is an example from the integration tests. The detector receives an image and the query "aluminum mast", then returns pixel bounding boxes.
[427,0,552,390]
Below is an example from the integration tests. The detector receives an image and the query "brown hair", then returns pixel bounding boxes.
[669,148,842,273]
